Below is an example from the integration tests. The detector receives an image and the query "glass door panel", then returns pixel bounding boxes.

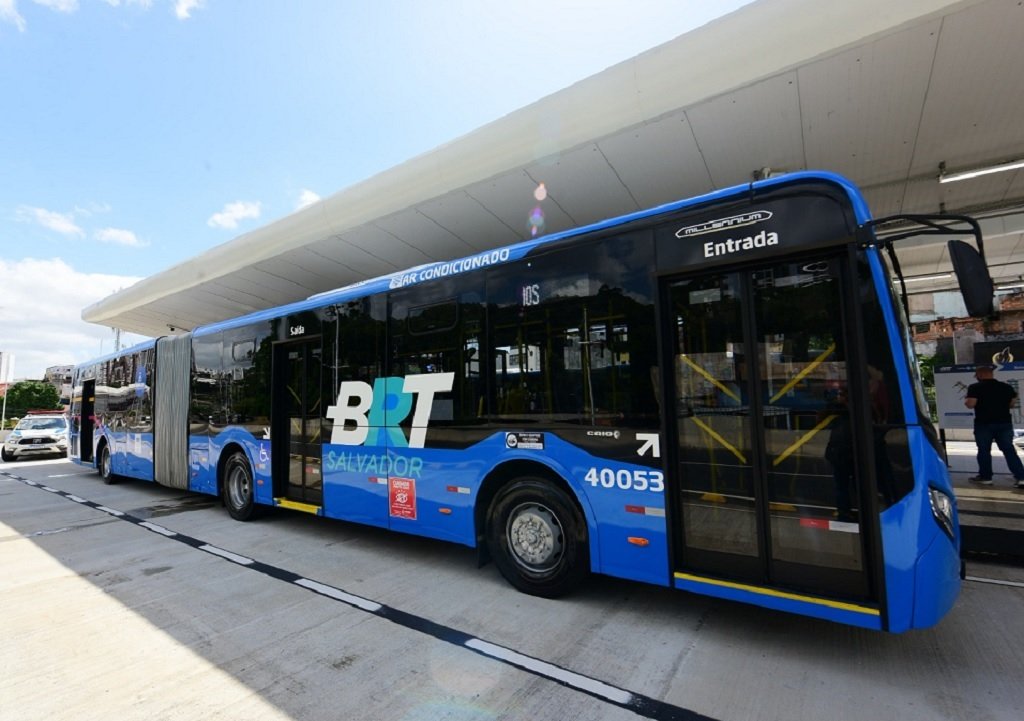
[280,341,323,505]
[670,273,760,579]
[752,259,867,597]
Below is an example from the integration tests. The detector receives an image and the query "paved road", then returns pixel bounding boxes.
[2,458,1023,721]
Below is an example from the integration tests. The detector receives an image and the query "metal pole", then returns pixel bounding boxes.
[1,354,13,431]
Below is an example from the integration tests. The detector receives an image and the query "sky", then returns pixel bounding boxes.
[0,0,752,380]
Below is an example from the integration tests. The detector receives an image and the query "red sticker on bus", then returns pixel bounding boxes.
[389,477,417,520]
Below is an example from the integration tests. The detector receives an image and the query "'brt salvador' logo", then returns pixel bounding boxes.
[326,373,454,449]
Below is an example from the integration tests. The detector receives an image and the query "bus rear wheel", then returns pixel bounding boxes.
[486,477,588,598]
[222,452,257,521]
[99,444,115,484]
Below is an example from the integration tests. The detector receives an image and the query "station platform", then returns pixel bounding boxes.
[944,440,1024,558]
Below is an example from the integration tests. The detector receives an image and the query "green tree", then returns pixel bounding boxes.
[4,381,61,418]
[917,355,938,422]
[917,354,936,386]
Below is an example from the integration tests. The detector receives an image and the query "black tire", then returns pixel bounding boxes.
[222,452,257,521]
[486,477,589,598]
[98,444,116,484]
[0,447,12,462]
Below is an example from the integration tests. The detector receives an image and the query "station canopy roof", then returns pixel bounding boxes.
[84,0,1024,338]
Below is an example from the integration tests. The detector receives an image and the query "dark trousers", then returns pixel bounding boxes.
[974,421,1024,480]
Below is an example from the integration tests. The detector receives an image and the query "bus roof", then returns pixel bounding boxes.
[191,171,867,338]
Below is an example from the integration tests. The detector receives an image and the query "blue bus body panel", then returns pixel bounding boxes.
[189,426,671,588]
[125,432,155,481]
[879,427,961,632]
[322,446,394,529]
[74,428,154,482]
[913,527,962,629]
[109,430,129,476]
[184,430,270,500]
[321,432,671,587]
[201,428,273,502]
[864,243,961,630]
[105,429,130,478]
[188,435,216,494]
[251,438,274,505]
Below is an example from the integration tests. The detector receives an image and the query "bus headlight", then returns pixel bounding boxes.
[928,486,956,539]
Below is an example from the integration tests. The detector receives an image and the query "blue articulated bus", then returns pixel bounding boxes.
[69,172,993,631]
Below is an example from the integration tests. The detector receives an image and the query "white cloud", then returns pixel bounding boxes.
[31,0,78,13]
[296,188,320,211]
[17,205,85,238]
[74,202,112,217]
[207,200,261,230]
[5,0,165,30]
[174,0,202,20]
[95,227,148,247]
[0,257,146,380]
[0,0,26,31]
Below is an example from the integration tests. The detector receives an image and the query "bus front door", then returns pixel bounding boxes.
[272,340,323,508]
[665,256,872,602]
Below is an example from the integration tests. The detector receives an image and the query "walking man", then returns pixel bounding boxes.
[965,364,1024,487]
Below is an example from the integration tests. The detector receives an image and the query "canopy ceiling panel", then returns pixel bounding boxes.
[798,20,940,184]
[685,71,804,188]
[373,207,479,263]
[463,169,577,238]
[416,190,523,252]
[596,113,713,209]
[912,0,1024,174]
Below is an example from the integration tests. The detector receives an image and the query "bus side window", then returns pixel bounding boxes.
[486,233,656,426]
[191,333,223,435]
[223,325,273,432]
[388,282,484,427]
[322,297,386,443]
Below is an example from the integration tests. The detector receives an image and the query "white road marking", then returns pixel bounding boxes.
[465,638,634,704]
[198,544,254,565]
[139,521,177,537]
[294,578,382,612]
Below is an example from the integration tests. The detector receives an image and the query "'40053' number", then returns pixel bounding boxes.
[583,467,664,493]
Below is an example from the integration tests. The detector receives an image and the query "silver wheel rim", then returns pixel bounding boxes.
[228,465,250,508]
[506,502,564,571]
[101,449,110,477]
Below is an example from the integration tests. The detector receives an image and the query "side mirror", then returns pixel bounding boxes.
[948,239,994,318]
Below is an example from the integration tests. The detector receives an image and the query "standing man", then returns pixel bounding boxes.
[965,364,1024,487]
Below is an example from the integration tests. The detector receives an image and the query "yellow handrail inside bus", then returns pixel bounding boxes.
[690,415,747,464]
[769,343,836,404]
[679,355,741,403]
[772,413,837,467]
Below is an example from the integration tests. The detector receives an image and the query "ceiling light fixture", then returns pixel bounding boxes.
[938,158,1024,184]
[900,273,952,283]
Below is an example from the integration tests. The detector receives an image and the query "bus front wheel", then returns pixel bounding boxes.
[222,452,257,521]
[486,477,588,598]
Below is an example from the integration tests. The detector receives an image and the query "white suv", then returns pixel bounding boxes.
[1,413,69,462]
